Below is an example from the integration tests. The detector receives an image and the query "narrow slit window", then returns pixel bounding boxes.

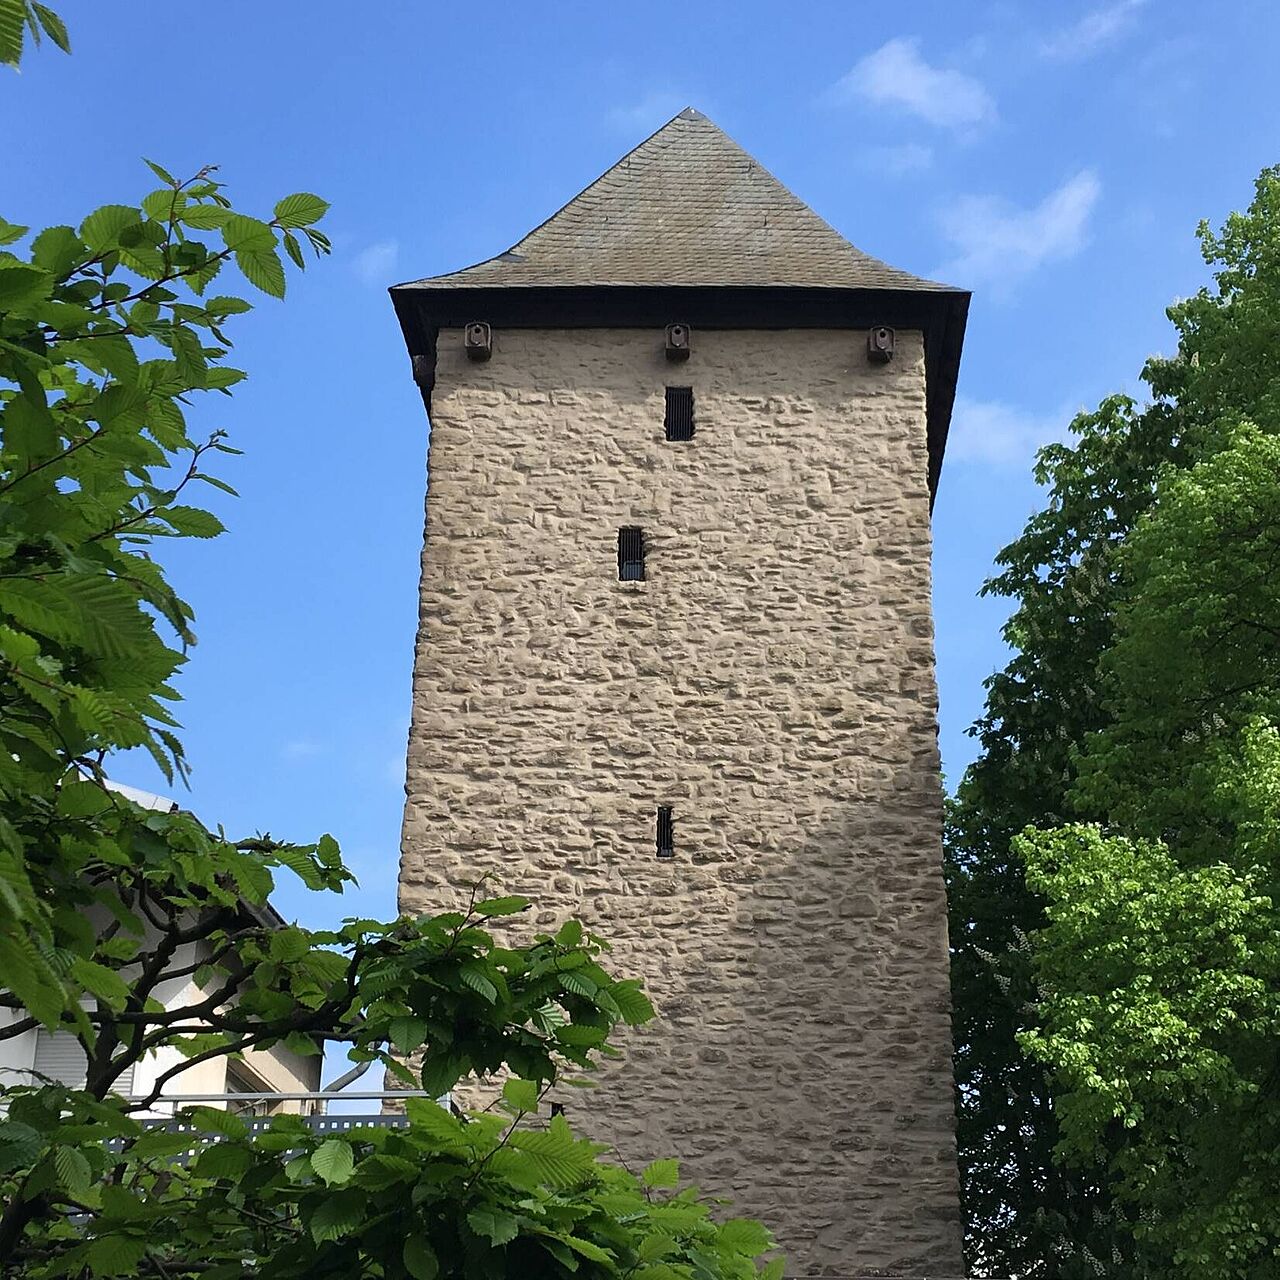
[618,526,645,581]
[656,806,674,859]
[665,386,695,441]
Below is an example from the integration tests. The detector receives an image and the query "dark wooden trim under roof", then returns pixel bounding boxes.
[389,282,969,503]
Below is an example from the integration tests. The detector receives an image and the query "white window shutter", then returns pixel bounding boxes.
[32,1030,134,1094]
[33,1030,87,1088]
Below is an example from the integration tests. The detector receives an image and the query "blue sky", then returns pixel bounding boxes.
[4,1,1278,932]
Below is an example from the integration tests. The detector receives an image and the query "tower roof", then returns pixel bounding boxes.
[400,109,954,293]
[390,109,970,499]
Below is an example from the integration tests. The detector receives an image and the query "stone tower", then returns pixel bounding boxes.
[391,109,969,1277]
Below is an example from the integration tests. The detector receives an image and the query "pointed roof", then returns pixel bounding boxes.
[391,109,970,499]
[398,109,954,293]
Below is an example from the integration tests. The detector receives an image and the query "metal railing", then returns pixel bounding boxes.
[136,1090,441,1125]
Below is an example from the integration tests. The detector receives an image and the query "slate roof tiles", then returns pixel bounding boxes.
[399,109,957,294]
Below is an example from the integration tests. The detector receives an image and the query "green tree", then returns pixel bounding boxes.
[0,20,780,1279]
[1019,428,1280,1277]
[947,166,1280,1277]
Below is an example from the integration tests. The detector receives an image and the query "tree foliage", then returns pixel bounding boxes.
[0,18,781,1279]
[0,0,70,69]
[1019,428,1280,1276]
[948,165,1280,1278]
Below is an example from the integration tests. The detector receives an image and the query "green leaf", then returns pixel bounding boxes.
[502,1077,539,1113]
[55,781,114,818]
[388,1015,428,1054]
[141,188,182,222]
[556,919,583,947]
[283,1031,322,1057]
[235,246,285,299]
[162,505,226,539]
[537,1238,581,1272]
[179,204,230,230]
[85,332,139,382]
[310,1137,355,1186]
[508,1117,595,1189]
[69,958,131,1011]
[0,575,156,661]
[0,215,29,246]
[353,1153,419,1190]
[560,970,597,998]
[562,1235,614,1263]
[203,365,247,390]
[85,1235,148,1277]
[308,1187,366,1242]
[467,1207,519,1246]
[0,932,62,1028]
[53,1144,91,1194]
[404,1097,468,1150]
[458,962,498,1003]
[269,926,309,962]
[403,1234,440,1279]
[607,980,655,1025]
[273,193,330,228]
[0,1121,44,1173]
[0,0,25,66]
[638,1233,677,1263]
[31,4,69,53]
[99,1183,144,1223]
[185,253,224,295]
[130,1129,198,1160]
[642,1158,680,1189]
[144,158,177,187]
[196,1141,252,1180]
[718,1217,771,1254]
[31,224,83,273]
[79,204,141,252]
[0,265,50,307]
[475,895,531,917]
[282,229,305,270]
[270,843,327,890]
[553,1024,608,1048]
[221,213,275,250]
[205,294,253,315]
[186,1106,248,1139]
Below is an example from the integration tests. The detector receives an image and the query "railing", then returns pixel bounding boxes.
[136,1090,441,1125]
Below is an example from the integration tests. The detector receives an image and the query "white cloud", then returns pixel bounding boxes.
[861,142,934,177]
[829,38,996,132]
[948,396,1076,468]
[607,90,692,133]
[1040,0,1147,60]
[937,169,1101,294]
[351,239,399,286]
[282,738,325,760]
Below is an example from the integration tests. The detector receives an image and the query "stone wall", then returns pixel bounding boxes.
[398,327,963,1276]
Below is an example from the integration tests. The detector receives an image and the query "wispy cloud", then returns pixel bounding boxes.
[860,142,934,177]
[282,738,325,761]
[937,169,1101,295]
[948,396,1073,467]
[1040,0,1147,60]
[351,239,399,286]
[828,38,996,132]
[607,90,692,134]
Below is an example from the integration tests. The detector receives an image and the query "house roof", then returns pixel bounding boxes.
[398,108,957,293]
[390,109,969,498]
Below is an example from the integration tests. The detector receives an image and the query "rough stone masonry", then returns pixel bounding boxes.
[391,108,970,1277]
